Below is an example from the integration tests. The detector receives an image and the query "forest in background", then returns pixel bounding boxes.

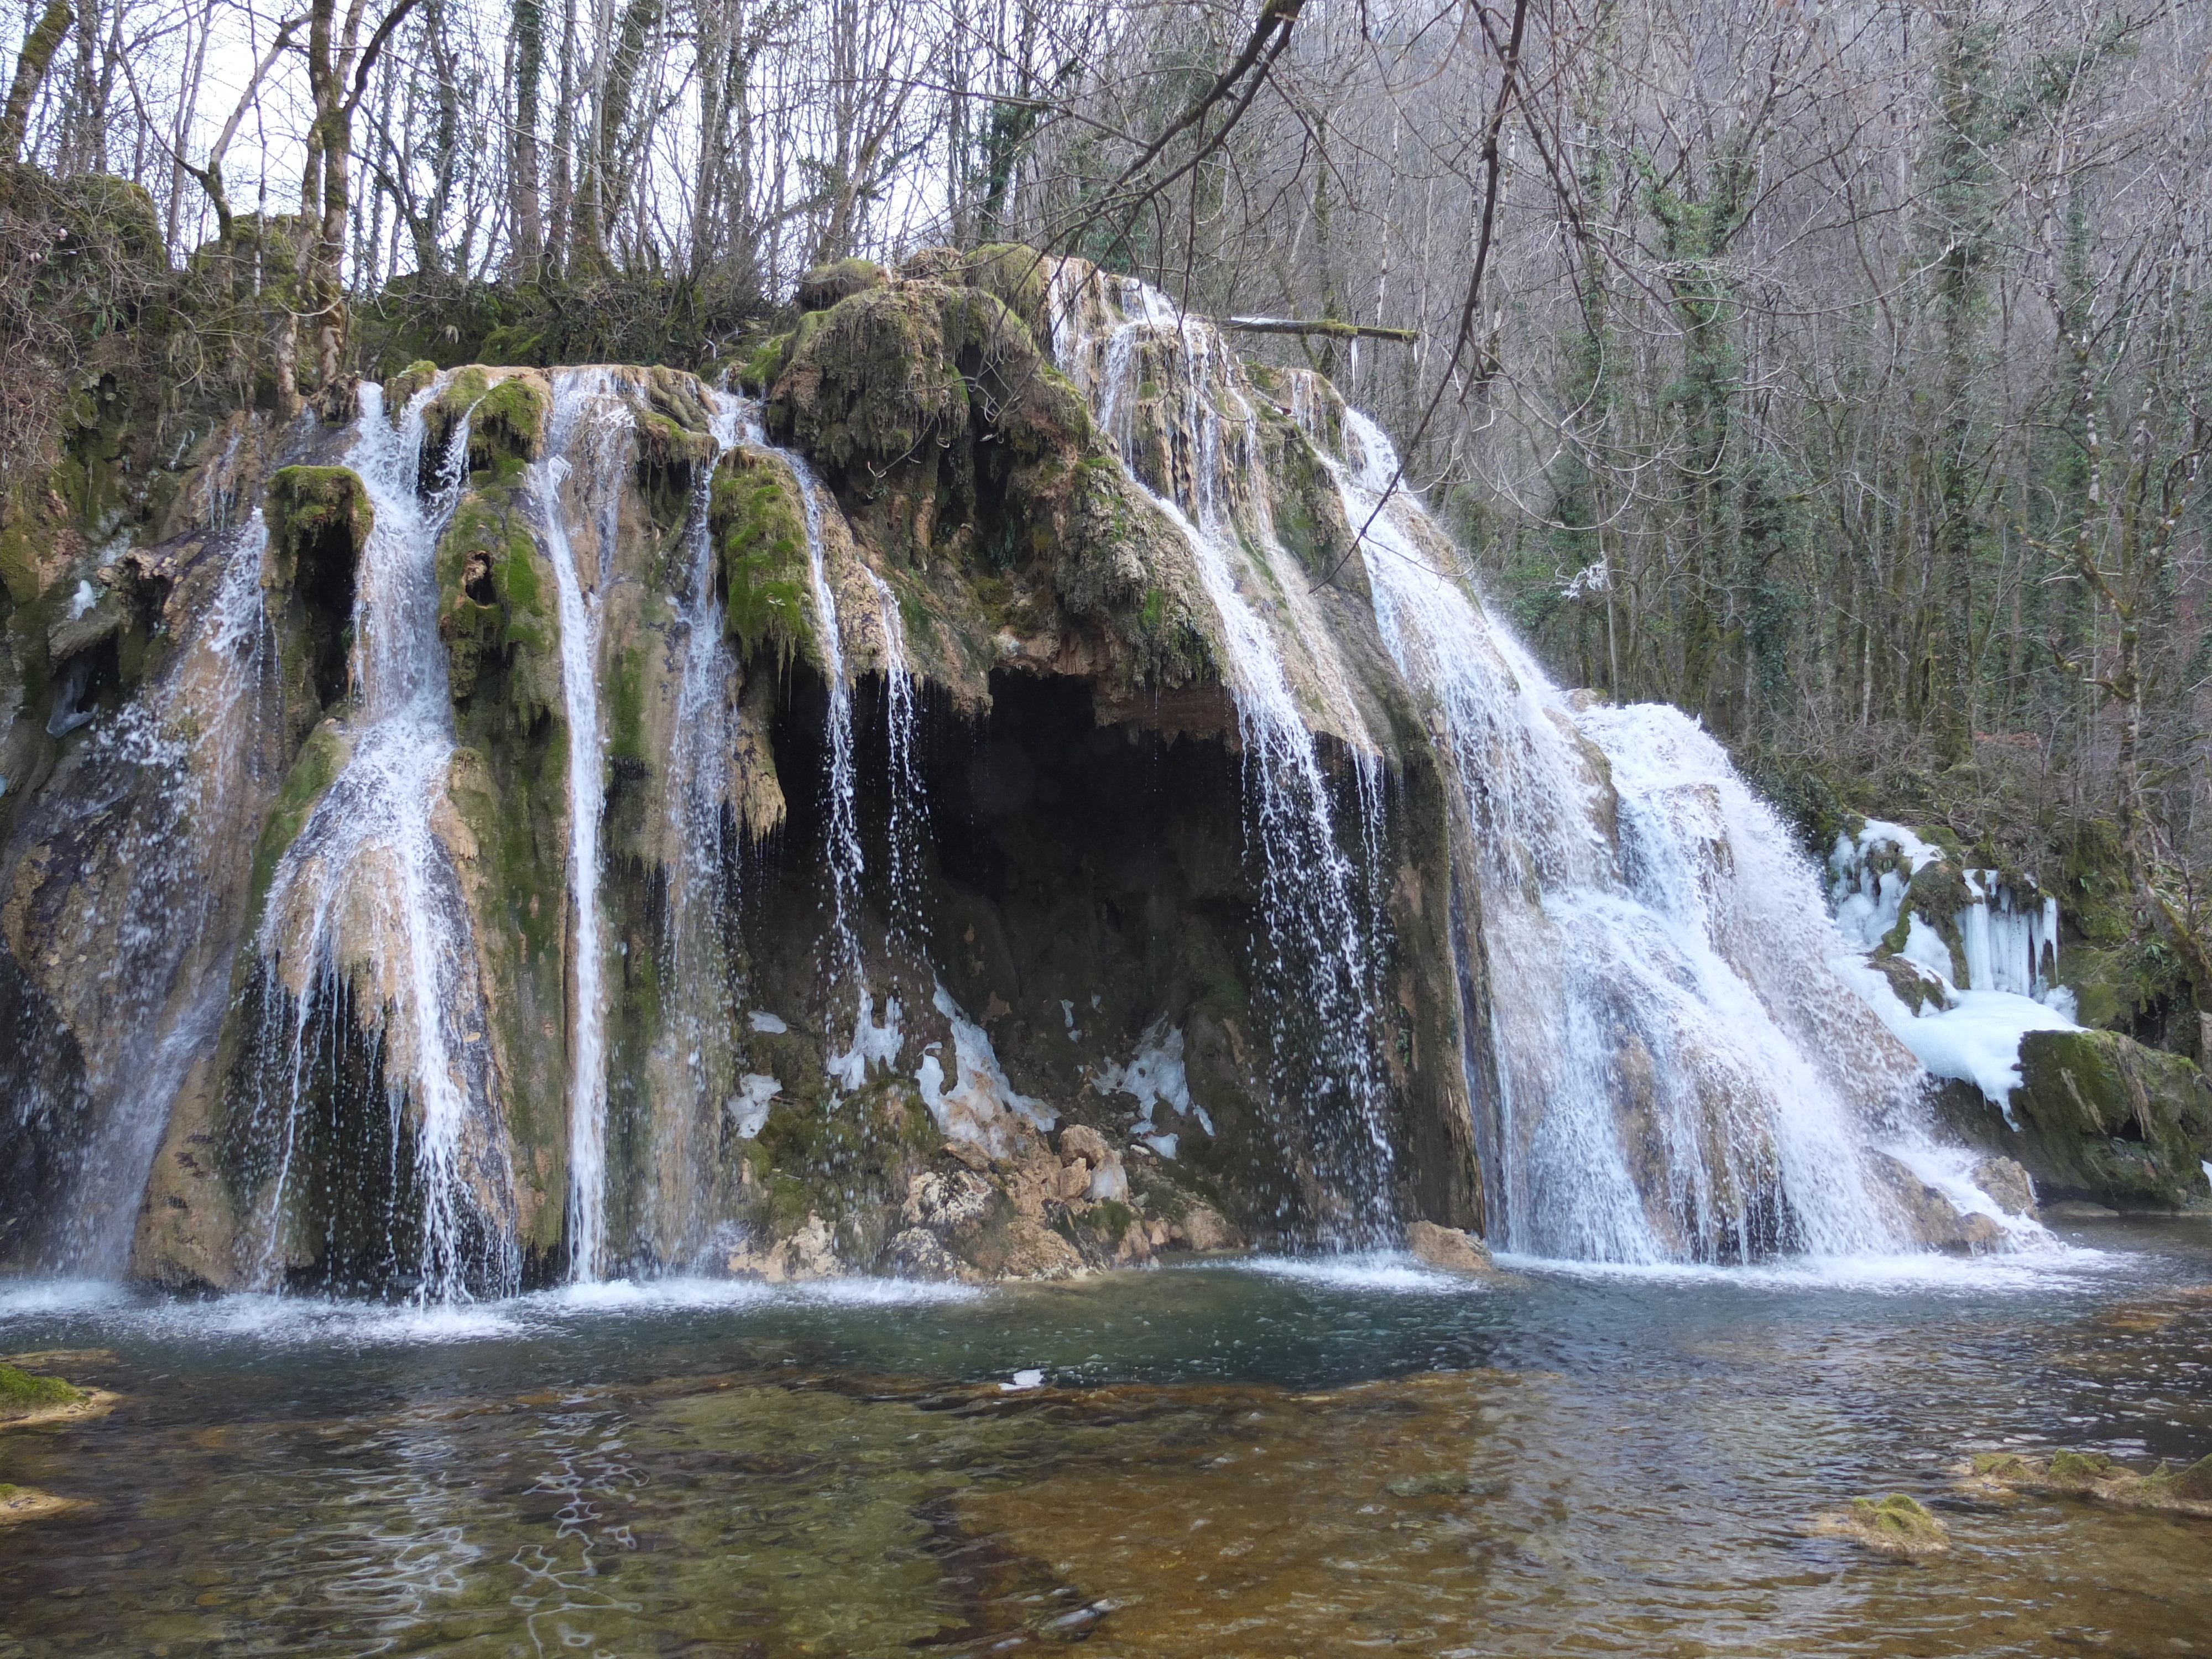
[4,0,2209,1041]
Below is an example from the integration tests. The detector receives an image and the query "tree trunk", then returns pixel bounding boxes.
[0,0,74,163]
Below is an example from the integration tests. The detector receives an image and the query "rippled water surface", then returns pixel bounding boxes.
[3,1222,2210,1657]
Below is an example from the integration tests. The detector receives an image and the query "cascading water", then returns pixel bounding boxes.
[537,369,637,1283]
[644,388,749,1267]
[751,431,911,1090]
[1049,267,1395,1237]
[1318,400,1937,1262]
[46,511,277,1273]
[869,570,929,942]
[242,381,518,1301]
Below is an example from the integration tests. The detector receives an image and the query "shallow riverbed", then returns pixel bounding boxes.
[3,1221,2210,1657]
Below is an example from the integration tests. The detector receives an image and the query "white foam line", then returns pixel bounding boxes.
[1495,1246,2121,1294]
[1198,1251,1490,1293]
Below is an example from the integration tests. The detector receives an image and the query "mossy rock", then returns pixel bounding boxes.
[436,486,557,712]
[2010,1028,2212,1207]
[711,449,814,665]
[384,358,441,414]
[242,721,351,927]
[1848,1493,1947,1554]
[796,258,889,313]
[961,243,1053,342]
[0,1363,79,1417]
[266,466,373,557]
[740,331,792,395]
[427,367,549,470]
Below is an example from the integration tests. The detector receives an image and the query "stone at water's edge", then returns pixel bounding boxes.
[1406,1220,1495,1275]
[1943,1027,2212,1209]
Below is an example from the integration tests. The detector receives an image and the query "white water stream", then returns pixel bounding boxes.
[248,382,515,1301]
[537,369,638,1282]
[1322,403,1944,1261]
[1049,268,1395,1235]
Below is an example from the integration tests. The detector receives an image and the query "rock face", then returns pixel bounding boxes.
[1935,1029,2212,1209]
[1406,1220,1494,1275]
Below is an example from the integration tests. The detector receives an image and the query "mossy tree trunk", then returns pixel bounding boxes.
[0,0,71,164]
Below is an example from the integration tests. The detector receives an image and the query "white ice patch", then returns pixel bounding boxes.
[1838,955,2075,1126]
[916,982,1055,1156]
[1094,1020,1212,1137]
[1141,1133,1180,1159]
[1829,819,2080,1123]
[1901,914,1959,985]
[827,991,902,1091]
[748,1010,787,1034]
[727,1073,781,1139]
[1060,998,1081,1040]
[1001,1368,1046,1391]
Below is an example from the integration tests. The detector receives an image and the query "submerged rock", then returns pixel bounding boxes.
[1959,1449,2212,1517]
[0,1363,79,1419]
[0,1483,86,1526]
[1804,1492,1950,1559]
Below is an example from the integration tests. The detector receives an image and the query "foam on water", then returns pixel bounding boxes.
[1211,1252,1491,1294]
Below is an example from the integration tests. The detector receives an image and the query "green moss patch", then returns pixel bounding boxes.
[1966,1449,2212,1515]
[2010,1027,2212,1208]
[712,450,813,664]
[0,1364,80,1415]
[428,367,549,471]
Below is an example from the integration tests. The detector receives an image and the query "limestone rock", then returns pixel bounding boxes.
[726,1212,841,1284]
[1057,1123,1113,1168]
[1865,1152,2007,1254]
[1971,1156,2038,1219]
[1406,1220,1495,1275]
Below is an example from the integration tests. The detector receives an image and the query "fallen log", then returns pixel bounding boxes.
[1220,316,1420,342]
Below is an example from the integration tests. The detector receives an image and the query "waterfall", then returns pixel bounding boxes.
[1322,403,1924,1262]
[745,430,913,1090]
[47,510,275,1273]
[870,570,928,944]
[647,388,748,1266]
[1048,267,1395,1238]
[538,369,637,1283]
[244,382,517,1301]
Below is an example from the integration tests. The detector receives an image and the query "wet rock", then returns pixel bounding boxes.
[1959,1449,2212,1517]
[884,1227,961,1280]
[1406,1220,1495,1275]
[0,1363,79,1420]
[2045,1199,2119,1218]
[1972,1156,2039,1219]
[1865,1152,2009,1253]
[900,1168,994,1231]
[726,1211,841,1284]
[1806,1492,1949,1559]
[0,1484,86,1526]
[1168,1201,1240,1254]
[958,1214,1087,1282]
